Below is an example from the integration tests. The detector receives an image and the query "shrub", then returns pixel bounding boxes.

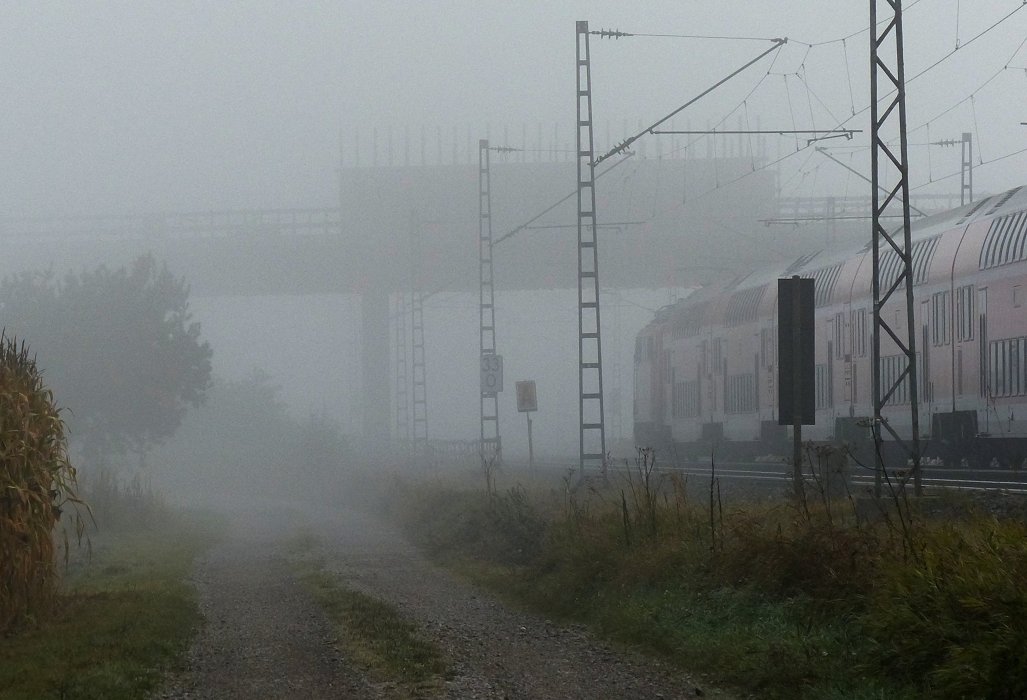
[396,483,545,566]
[861,517,1027,698]
[0,333,84,632]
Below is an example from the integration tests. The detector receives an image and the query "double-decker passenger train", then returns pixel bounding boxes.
[633,185,1027,467]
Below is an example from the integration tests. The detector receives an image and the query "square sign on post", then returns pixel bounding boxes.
[481,354,503,395]
[515,380,537,412]
[778,277,815,426]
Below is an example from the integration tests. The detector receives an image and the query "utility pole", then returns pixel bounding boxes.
[960,131,973,206]
[576,21,607,477]
[478,139,502,464]
[870,0,922,497]
[931,132,973,205]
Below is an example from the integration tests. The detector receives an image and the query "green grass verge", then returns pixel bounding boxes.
[290,538,449,694]
[0,512,219,700]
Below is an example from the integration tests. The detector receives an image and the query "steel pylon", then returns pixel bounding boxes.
[870,0,922,496]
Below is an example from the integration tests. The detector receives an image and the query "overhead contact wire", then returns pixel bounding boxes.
[593,38,786,165]
[907,2,1027,84]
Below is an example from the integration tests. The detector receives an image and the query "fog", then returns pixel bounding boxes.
[2,2,1024,214]
[1,2,1026,495]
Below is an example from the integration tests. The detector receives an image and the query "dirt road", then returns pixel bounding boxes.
[157,504,731,700]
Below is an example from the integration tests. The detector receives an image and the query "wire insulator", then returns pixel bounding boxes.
[591,28,633,39]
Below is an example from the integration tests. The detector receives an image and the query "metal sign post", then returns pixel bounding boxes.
[778,276,815,500]
[516,380,538,470]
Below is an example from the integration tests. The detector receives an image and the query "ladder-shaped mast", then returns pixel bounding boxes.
[394,292,410,443]
[410,212,429,457]
[576,21,607,475]
[479,139,502,463]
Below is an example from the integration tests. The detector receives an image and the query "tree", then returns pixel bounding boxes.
[150,370,351,504]
[0,254,212,463]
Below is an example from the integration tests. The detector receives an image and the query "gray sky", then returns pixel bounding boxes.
[2,1,1025,454]
[1,1,1025,216]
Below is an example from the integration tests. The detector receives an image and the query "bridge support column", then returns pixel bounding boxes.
[361,287,391,444]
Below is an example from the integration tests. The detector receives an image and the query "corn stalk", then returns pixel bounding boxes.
[1,331,85,632]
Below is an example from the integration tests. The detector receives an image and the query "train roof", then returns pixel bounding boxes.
[670,184,1027,311]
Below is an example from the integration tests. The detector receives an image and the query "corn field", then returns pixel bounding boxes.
[0,331,83,632]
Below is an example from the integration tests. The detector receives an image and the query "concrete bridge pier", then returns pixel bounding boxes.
[361,286,391,445]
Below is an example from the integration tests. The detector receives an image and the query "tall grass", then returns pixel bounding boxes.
[392,450,1027,698]
[0,332,86,633]
[81,465,167,531]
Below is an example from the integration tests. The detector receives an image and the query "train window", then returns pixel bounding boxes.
[980,288,989,397]
[984,186,1022,215]
[851,308,867,357]
[725,374,756,413]
[833,313,844,358]
[672,380,701,418]
[809,264,843,307]
[956,285,975,341]
[879,354,911,405]
[989,336,1027,397]
[880,235,941,288]
[712,339,724,374]
[1015,285,1024,309]
[725,285,767,326]
[979,211,1027,269]
[815,365,829,410]
[760,328,773,368]
[673,302,707,338]
[957,348,963,395]
[931,291,950,346]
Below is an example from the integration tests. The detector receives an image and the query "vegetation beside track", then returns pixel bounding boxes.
[389,452,1027,699]
[0,510,219,700]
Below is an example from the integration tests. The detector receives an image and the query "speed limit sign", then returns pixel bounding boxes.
[480,354,504,394]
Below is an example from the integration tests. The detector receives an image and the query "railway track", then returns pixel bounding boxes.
[505,459,1027,495]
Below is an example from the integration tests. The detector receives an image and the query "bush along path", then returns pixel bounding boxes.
[157,501,729,700]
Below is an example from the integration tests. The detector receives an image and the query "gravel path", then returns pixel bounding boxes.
[156,503,735,700]
[155,510,376,700]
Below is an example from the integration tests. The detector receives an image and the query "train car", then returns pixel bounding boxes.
[634,185,1027,466]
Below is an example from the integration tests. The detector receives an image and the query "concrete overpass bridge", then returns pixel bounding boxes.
[2,154,947,448]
